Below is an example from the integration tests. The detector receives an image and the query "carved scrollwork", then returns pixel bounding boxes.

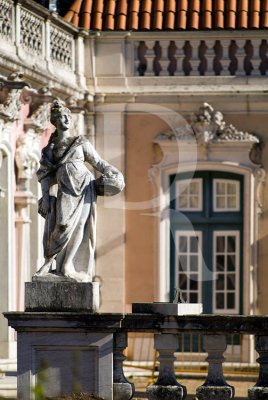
[156,103,260,148]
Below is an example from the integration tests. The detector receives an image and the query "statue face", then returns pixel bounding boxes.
[56,113,71,131]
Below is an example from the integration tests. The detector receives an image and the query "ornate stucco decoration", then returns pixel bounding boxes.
[0,72,30,122]
[21,86,56,133]
[154,103,263,169]
[15,131,40,182]
[156,102,260,145]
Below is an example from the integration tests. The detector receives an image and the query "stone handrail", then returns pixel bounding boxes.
[5,312,268,400]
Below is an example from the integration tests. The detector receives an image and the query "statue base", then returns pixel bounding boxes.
[25,281,100,312]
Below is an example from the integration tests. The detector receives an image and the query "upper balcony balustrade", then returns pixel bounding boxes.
[0,0,86,90]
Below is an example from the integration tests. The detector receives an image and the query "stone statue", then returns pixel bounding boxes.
[34,101,124,282]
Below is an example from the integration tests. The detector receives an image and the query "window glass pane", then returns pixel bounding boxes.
[181,292,188,302]
[179,255,187,272]
[190,275,198,290]
[179,274,187,290]
[190,182,199,194]
[216,196,225,209]
[227,236,236,252]
[176,179,202,210]
[179,237,187,253]
[216,236,225,252]
[227,293,235,309]
[190,196,199,208]
[227,255,236,272]
[227,182,236,195]
[190,293,198,303]
[179,196,187,209]
[190,255,198,271]
[190,236,198,253]
[216,293,224,309]
[216,274,225,290]
[216,182,225,195]
[227,274,236,290]
[178,182,188,195]
[216,255,225,271]
[227,196,236,208]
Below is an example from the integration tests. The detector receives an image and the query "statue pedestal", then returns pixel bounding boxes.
[5,312,124,400]
[25,281,100,312]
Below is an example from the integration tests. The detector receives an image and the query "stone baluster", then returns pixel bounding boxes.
[235,39,246,76]
[221,39,231,75]
[190,39,200,76]
[196,335,234,400]
[159,40,170,76]
[145,40,157,76]
[248,335,268,399]
[147,334,186,400]
[251,39,262,76]
[174,40,185,76]
[205,39,216,75]
[113,332,135,400]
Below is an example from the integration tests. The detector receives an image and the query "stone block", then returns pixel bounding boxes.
[17,330,113,400]
[248,387,268,399]
[132,302,203,315]
[196,386,234,400]
[146,384,185,400]
[25,281,99,312]
[113,382,135,400]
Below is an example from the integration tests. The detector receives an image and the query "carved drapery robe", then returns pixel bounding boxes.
[37,135,109,279]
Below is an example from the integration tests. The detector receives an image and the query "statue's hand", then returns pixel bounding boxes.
[38,195,50,217]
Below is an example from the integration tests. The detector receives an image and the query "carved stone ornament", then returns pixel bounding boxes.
[156,102,260,145]
[21,86,56,132]
[0,72,30,122]
[15,131,39,180]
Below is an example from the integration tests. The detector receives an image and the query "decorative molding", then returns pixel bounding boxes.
[0,72,30,122]
[155,102,260,145]
[254,168,266,217]
[15,130,39,182]
[0,149,6,198]
[22,86,56,133]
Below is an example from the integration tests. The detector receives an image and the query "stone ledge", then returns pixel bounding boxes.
[25,281,99,312]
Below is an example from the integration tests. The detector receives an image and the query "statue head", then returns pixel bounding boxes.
[50,100,72,130]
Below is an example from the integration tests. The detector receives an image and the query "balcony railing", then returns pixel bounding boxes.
[134,32,268,77]
[0,0,85,87]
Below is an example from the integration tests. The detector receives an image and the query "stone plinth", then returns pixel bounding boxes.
[248,387,268,399]
[196,386,234,400]
[25,281,99,312]
[5,313,124,400]
[132,302,203,315]
[147,385,184,400]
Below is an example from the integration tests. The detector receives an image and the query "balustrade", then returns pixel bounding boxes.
[0,0,79,84]
[119,314,268,400]
[135,37,268,77]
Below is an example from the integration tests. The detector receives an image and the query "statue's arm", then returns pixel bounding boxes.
[83,140,111,173]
